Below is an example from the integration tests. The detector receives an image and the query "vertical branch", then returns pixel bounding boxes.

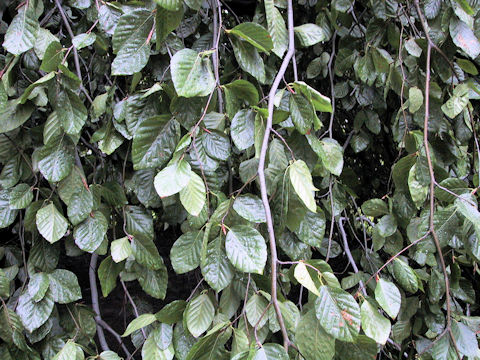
[211,0,223,114]
[257,0,295,350]
[54,0,93,103]
[89,254,110,352]
[413,1,460,357]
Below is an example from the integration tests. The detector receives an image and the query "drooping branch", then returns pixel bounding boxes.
[257,0,296,350]
[211,0,224,114]
[413,1,460,357]
[89,254,110,352]
[54,0,93,103]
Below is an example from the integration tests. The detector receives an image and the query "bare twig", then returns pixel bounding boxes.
[211,0,224,114]
[97,319,132,358]
[54,0,93,104]
[257,0,296,349]
[120,280,147,340]
[338,217,367,296]
[89,254,110,352]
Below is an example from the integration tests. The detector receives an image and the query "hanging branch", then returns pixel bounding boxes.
[211,0,224,114]
[89,254,110,352]
[413,1,461,357]
[54,0,93,104]
[257,0,296,350]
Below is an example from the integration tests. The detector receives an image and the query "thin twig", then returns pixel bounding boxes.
[97,319,132,358]
[89,254,110,352]
[54,0,93,103]
[211,0,223,114]
[338,217,367,296]
[256,0,296,350]
[120,280,147,340]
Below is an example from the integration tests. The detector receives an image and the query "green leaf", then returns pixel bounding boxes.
[314,285,361,342]
[392,258,418,293]
[231,109,256,151]
[293,81,332,112]
[67,187,93,226]
[111,237,133,263]
[335,335,378,360]
[27,272,50,303]
[456,58,478,75]
[154,160,192,198]
[16,290,54,332]
[201,237,235,292]
[73,211,108,253]
[202,130,231,161]
[0,190,18,229]
[55,87,88,135]
[132,236,163,270]
[294,209,326,247]
[137,264,168,299]
[231,37,266,83]
[264,0,288,58]
[451,320,478,356]
[170,231,202,274]
[361,199,389,217]
[223,80,259,119]
[36,203,68,244]
[111,9,155,75]
[309,136,344,176]
[37,137,75,183]
[156,7,183,45]
[246,294,268,328]
[99,351,122,360]
[233,194,266,223]
[122,313,157,337]
[171,49,216,98]
[228,22,273,54]
[180,172,206,216]
[186,293,215,337]
[0,101,35,134]
[289,94,314,134]
[9,183,33,210]
[294,24,327,47]
[132,115,180,170]
[40,41,64,72]
[155,0,182,11]
[360,300,391,345]
[2,3,39,56]
[47,269,81,304]
[72,33,96,49]
[19,72,55,104]
[296,309,335,360]
[294,262,321,297]
[98,256,123,298]
[376,214,397,237]
[289,160,318,213]
[442,92,469,119]
[52,341,80,360]
[450,18,480,59]
[374,278,401,319]
[408,87,423,114]
[225,225,267,274]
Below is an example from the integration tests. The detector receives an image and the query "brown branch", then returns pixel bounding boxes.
[257,0,296,350]
[97,319,132,358]
[413,1,461,357]
[211,0,223,114]
[89,254,110,352]
[54,0,93,104]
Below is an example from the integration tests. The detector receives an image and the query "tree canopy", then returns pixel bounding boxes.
[0,0,480,359]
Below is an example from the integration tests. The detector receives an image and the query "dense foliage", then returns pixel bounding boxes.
[1,0,480,358]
